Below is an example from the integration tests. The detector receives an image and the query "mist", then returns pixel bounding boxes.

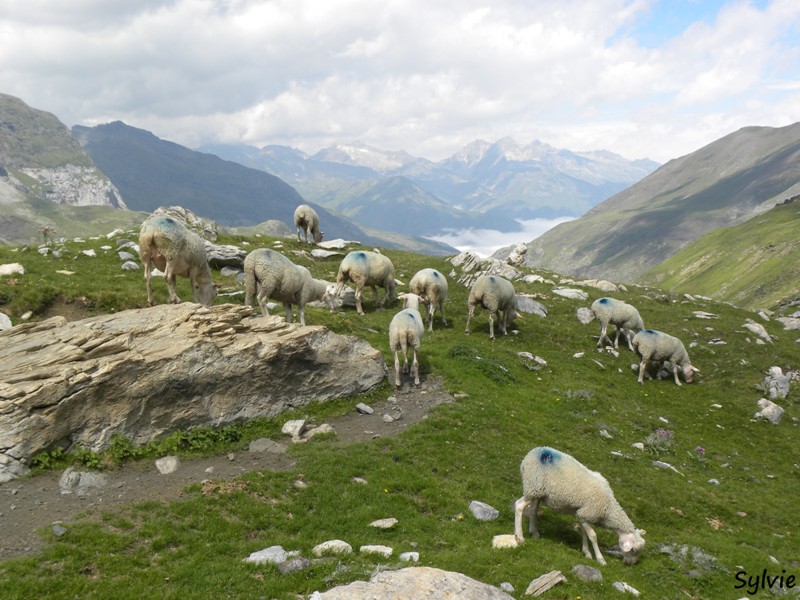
[425,217,575,258]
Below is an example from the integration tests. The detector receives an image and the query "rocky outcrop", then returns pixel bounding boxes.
[18,165,126,209]
[310,567,514,599]
[0,303,386,482]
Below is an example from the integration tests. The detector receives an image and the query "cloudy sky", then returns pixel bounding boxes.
[2,0,799,163]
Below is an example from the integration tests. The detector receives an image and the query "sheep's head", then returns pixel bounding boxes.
[398,293,423,312]
[683,364,699,384]
[619,529,646,565]
[197,282,218,307]
[314,230,324,244]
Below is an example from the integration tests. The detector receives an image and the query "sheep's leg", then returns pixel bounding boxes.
[188,266,200,304]
[637,358,648,384]
[372,285,381,310]
[354,285,365,315]
[284,303,294,324]
[296,227,302,243]
[439,301,447,327]
[256,288,270,317]
[488,311,496,340]
[465,304,475,334]
[613,327,622,349]
[672,364,682,386]
[297,304,306,327]
[513,496,530,543]
[164,262,180,304]
[143,255,156,306]
[598,323,610,348]
[528,497,540,538]
[411,347,419,386]
[579,520,606,565]
[393,348,401,388]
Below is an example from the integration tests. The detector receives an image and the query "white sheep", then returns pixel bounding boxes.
[632,329,699,385]
[389,293,425,388]
[465,274,518,339]
[244,248,335,326]
[514,446,646,566]
[334,251,396,315]
[138,215,217,307]
[409,268,448,332]
[294,204,324,244]
[589,297,645,351]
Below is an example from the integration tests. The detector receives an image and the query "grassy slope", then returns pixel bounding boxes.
[642,201,800,310]
[0,233,799,599]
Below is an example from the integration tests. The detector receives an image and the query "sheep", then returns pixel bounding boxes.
[589,297,645,351]
[514,446,646,566]
[409,268,448,332]
[334,251,396,315]
[465,274,518,339]
[138,215,218,307]
[244,248,335,326]
[389,293,425,388]
[632,329,699,385]
[294,204,324,244]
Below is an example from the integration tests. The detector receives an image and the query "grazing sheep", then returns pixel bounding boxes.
[138,215,217,307]
[294,204,324,244]
[589,297,645,351]
[409,268,448,332]
[632,329,699,385]
[244,248,335,326]
[465,274,517,339]
[389,293,425,388]
[334,251,396,315]
[514,446,646,566]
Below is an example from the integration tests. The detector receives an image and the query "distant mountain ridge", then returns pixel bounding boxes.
[198,138,659,231]
[513,122,800,283]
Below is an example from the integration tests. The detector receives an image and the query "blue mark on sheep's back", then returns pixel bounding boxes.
[598,298,611,305]
[538,447,560,465]
[432,270,441,279]
[642,329,657,335]
[353,252,367,261]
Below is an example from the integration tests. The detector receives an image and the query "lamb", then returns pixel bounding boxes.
[334,251,396,315]
[514,446,646,566]
[138,215,218,307]
[589,297,645,351]
[465,274,518,339]
[244,248,335,326]
[388,293,425,388]
[409,268,448,331]
[632,329,699,385]
[293,204,324,244]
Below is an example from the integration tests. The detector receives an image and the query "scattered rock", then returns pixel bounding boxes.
[311,249,342,259]
[571,564,603,582]
[580,279,619,292]
[248,438,287,453]
[742,319,772,343]
[708,479,720,485]
[400,551,420,562]
[631,442,645,451]
[754,398,784,424]
[155,456,181,475]
[515,295,548,318]
[303,424,336,440]
[524,570,566,596]
[359,544,393,557]
[313,540,353,557]
[492,534,519,549]
[281,419,307,440]
[612,581,640,596]
[0,313,11,330]
[311,567,515,599]
[576,306,594,325]
[356,403,374,415]
[764,366,791,399]
[468,500,499,521]
[370,518,398,529]
[51,524,67,537]
[317,239,357,250]
[552,287,588,300]
[121,261,140,271]
[693,311,719,319]
[58,467,108,495]
[0,263,25,276]
[653,460,684,476]
[278,556,311,574]
[243,545,290,565]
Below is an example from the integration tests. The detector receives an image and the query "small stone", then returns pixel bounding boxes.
[613,581,641,596]
[51,524,68,537]
[708,479,720,485]
[492,534,519,549]
[281,419,306,438]
[599,429,613,439]
[356,403,374,415]
[243,545,289,565]
[155,456,181,475]
[359,544,393,557]
[303,423,336,440]
[351,477,368,485]
[468,500,499,521]
[500,582,515,593]
[248,438,286,453]
[572,564,603,582]
[399,551,419,562]
[573,352,585,358]
[369,517,398,529]
[312,540,353,557]
[227,453,235,461]
[278,556,311,574]
[382,414,395,423]
[631,442,645,451]
[294,479,308,489]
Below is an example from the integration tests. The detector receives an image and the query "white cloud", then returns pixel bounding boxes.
[1,0,800,163]
[426,217,575,258]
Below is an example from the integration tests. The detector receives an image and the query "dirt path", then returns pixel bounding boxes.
[0,378,453,562]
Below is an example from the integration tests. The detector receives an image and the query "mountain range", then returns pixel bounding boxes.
[198,138,659,234]
[511,122,800,285]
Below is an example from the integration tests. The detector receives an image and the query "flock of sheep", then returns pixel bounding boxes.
[136,205,701,567]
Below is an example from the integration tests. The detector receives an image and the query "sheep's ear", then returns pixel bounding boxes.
[620,537,634,552]
[638,529,646,537]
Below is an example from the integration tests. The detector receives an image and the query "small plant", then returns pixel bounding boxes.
[644,428,675,454]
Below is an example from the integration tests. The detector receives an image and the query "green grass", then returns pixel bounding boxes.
[1,230,799,599]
